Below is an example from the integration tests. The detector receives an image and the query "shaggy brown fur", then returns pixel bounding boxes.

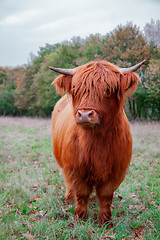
[52,61,140,226]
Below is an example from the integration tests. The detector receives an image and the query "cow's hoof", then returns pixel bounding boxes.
[75,207,88,221]
[98,212,112,228]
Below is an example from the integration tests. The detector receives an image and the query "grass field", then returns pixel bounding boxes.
[0,117,160,240]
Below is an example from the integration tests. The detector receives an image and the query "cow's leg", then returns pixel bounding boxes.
[63,168,92,220]
[65,180,75,203]
[96,182,114,227]
[63,169,75,202]
[74,180,93,221]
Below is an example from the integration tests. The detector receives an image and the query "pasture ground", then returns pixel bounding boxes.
[0,117,159,239]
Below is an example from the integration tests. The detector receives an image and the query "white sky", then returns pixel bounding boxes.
[0,0,160,67]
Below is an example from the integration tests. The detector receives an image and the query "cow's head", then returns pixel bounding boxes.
[50,60,145,128]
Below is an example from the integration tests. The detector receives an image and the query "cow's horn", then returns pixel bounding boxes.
[120,60,146,74]
[49,66,75,75]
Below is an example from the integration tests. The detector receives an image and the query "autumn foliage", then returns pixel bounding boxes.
[0,21,159,119]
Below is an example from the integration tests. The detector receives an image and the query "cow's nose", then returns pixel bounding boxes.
[76,110,94,124]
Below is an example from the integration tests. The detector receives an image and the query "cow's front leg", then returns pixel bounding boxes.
[96,183,114,227]
[74,180,93,221]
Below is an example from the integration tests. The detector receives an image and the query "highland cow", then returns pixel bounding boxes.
[49,60,145,226]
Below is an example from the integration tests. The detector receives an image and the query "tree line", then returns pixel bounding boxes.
[0,20,159,120]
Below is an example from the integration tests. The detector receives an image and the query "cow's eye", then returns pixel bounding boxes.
[106,88,110,93]
[104,88,111,97]
[106,88,110,95]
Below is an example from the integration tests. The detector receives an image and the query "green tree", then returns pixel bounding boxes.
[143,59,160,119]
[0,90,18,115]
[78,34,104,64]
[30,52,61,116]
[0,67,7,85]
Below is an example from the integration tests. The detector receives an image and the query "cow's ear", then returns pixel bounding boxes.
[120,72,141,98]
[52,75,72,96]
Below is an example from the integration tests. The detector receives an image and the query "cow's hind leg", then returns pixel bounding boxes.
[65,186,75,203]
[96,182,114,227]
[63,169,75,203]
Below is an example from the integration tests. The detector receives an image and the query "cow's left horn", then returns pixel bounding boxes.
[120,60,146,74]
[49,66,75,75]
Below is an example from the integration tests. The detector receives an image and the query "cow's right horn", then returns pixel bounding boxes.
[120,60,146,74]
[49,66,75,75]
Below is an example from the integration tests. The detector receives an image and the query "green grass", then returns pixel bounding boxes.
[0,117,160,239]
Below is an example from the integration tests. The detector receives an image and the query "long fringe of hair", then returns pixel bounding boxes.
[53,60,141,102]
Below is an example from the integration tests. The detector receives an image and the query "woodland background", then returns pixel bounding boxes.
[0,20,160,120]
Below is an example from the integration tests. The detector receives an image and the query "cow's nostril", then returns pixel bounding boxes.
[77,110,82,118]
[88,111,93,117]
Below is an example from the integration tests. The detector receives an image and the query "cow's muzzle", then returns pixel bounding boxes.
[75,109,100,126]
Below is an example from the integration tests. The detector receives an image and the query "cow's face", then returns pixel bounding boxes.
[52,61,140,128]
[71,68,121,128]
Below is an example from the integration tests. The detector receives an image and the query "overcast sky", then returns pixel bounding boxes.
[0,0,160,67]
